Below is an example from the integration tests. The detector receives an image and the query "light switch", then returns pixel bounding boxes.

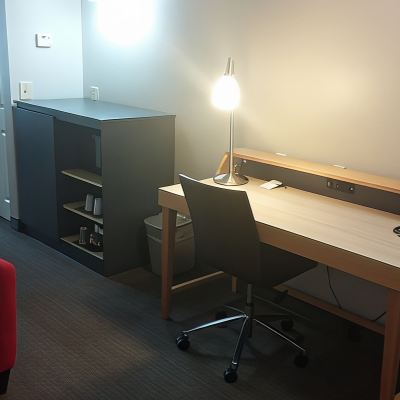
[19,81,33,100]
[35,33,52,48]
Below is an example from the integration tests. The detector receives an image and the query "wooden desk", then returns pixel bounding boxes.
[159,177,400,400]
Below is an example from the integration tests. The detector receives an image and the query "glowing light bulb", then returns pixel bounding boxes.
[211,75,240,111]
[96,0,155,46]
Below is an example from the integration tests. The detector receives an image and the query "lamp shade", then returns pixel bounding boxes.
[211,75,240,111]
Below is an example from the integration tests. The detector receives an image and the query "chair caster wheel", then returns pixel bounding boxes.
[176,334,190,351]
[294,352,308,368]
[224,368,238,383]
[280,319,294,331]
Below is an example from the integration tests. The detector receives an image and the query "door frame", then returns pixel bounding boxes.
[0,0,18,222]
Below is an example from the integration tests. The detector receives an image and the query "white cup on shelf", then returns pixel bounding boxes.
[79,226,88,245]
[84,194,94,212]
[93,197,102,216]
[94,224,104,235]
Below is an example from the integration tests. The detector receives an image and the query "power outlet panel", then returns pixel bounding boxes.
[19,81,33,100]
[90,86,99,101]
[327,178,355,194]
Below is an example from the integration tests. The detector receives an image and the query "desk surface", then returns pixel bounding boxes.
[159,175,400,400]
[159,177,400,290]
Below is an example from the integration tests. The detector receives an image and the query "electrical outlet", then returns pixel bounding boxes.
[90,86,99,101]
[19,81,33,100]
[327,178,355,194]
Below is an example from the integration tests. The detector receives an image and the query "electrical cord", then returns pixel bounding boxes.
[325,265,386,322]
[326,266,342,309]
[371,311,386,322]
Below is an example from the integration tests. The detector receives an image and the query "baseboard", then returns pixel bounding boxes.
[10,217,23,232]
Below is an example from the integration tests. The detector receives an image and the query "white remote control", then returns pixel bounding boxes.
[260,180,283,190]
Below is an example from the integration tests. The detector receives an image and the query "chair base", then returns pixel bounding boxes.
[176,284,308,382]
[0,369,11,395]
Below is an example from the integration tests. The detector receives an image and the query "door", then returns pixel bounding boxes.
[0,71,10,220]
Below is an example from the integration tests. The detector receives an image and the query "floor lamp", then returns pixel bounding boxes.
[212,57,248,186]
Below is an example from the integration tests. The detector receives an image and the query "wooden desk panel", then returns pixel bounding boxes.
[159,176,400,400]
[233,148,400,195]
[160,178,400,289]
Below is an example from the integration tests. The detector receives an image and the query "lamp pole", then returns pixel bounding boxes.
[213,58,248,186]
[228,110,234,177]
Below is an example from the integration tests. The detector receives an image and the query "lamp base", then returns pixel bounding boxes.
[213,172,249,186]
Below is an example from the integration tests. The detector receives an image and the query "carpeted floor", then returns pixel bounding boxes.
[0,218,383,400]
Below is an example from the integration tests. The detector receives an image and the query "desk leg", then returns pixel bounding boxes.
[231,276,238,294]
[380,290,400,400]
[161,207,177,320]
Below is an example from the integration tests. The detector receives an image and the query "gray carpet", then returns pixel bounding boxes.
[0,218,382,400]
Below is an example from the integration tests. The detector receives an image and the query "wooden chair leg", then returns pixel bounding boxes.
[0,369,11,395]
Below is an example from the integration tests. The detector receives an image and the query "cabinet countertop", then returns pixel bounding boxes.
[15,98,174,129]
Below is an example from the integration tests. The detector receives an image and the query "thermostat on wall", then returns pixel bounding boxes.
[35,33,53,48]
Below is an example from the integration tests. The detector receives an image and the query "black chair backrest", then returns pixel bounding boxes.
[179,175,261,283]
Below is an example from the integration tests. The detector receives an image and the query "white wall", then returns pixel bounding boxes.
[3,0,83,218]
[82,0,249,180]
[81,0,398,321]
[240,0,400,180]
[82,0,400,181]
[6,0,84,101]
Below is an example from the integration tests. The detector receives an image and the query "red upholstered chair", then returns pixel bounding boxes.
[0,259,16,395]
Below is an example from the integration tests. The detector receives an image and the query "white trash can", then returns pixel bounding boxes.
[144,212,195,275]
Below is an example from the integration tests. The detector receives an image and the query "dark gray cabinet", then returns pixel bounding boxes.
[14,108,58,244]
[14,98,175,276]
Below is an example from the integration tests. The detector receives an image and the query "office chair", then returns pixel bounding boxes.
[175,175,317,383]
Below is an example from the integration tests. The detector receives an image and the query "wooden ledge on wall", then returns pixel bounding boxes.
[230,148,400,195]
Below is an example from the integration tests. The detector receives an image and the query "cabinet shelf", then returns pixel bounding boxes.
[63,201,103,225]
[62,169,102,187]
[61,234,103,260]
